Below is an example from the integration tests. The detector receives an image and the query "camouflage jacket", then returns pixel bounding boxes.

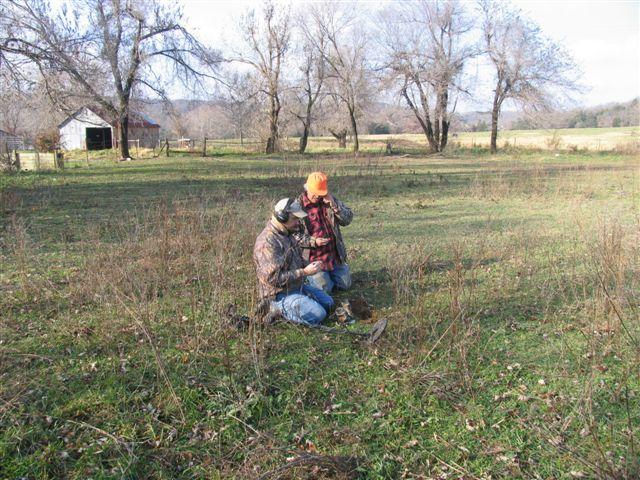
[295,193,353,264]
[253,218,307,300]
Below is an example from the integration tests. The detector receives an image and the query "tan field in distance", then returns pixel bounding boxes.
[300,125,640,153]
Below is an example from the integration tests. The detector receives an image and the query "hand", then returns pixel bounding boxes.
[303,261,323,276]
[313,236,331,246]
[322,194,336,208]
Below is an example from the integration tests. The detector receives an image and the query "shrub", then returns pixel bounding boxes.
[368,123,390,135]
[545,130,563,150]
[35,130,60,152]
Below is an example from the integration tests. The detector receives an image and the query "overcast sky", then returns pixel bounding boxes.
[182,0,640,110]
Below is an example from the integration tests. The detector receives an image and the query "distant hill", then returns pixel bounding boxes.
[558,98,639,129]
[453,98,640,132]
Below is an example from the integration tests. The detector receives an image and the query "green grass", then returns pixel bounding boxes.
[1,146,639,479]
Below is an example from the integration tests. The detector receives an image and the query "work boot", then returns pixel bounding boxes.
[262,308,283,326]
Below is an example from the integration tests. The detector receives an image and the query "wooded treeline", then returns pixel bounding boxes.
[0,0,607,157]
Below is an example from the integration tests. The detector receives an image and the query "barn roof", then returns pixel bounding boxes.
[58,107,160,129]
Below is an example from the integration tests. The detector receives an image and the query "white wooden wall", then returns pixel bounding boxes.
[59,107,113,150]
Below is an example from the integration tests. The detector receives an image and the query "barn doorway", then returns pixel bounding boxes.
[85,127,112,150]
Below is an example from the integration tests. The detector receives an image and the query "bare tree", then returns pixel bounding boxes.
[0,77,29,135]
[0,72,66,143]
[382,0,475,152]
[0,0,220,159]
[223,72,260,145]
[164,102,189,139]
[236,2,290,154]
[291,17,327,154]
[318,94,351,148]
[311,5,371,152]
[479,0,580,153]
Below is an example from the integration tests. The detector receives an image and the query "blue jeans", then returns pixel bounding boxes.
[273,284,334,325]
[306,263,352,294]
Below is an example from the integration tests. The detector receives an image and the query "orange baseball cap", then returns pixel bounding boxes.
[306,172,328,196]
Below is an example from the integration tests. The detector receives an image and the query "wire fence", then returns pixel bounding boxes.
[154,137,267,157]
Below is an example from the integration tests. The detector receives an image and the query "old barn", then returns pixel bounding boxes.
[58,107,160,150]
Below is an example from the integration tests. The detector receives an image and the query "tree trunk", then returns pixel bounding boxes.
[433,118,440,151]
[437,91,449,152]
[490,82,502,154]
[299,123,310,154]
[423,119,438,153]
[440,120,449,151]
[118,114,130,159]
[266,94,280,154]
[329,129,347,148]
[348,108,359,152]
[401,88,438,152]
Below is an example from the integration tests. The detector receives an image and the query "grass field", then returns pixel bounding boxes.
[37,126,638,166]
[1,144,639,478]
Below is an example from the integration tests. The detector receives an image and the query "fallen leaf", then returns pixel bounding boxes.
[303,439,317,453]
[483,445,506,455]
[548,436,563,446]
[465,419,477,431]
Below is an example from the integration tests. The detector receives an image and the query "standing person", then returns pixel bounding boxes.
[253,198,334,325]
[297,172,353,294]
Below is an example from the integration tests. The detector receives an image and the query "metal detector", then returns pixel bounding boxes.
[226,302,388,345]
[301,318,388,345]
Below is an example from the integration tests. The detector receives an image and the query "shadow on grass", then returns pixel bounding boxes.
[2,157,636,248]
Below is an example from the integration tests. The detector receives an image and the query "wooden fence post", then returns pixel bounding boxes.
[202,137,207,157]
[35,150,41,170]
[14,151,21,171]
[54,149,63,169]
[165,138,169,157]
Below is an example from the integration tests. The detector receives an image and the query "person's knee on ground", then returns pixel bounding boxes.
[307,271,334,294]
[330,264,352,291]
[314,289,335,312]
[300,301,326,325]
[302,284,334,313]
[333,270,352,290]
[279,293,326,325]
[291,295,326,324]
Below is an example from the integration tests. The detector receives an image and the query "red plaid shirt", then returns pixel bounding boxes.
[301,193,338,271]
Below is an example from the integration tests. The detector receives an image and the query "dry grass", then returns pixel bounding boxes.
[1,149,638,478]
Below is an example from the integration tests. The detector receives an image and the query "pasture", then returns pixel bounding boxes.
[290,126,639,154]
[1,141,638,478]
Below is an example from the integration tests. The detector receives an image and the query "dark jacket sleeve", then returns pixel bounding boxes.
[331,197,353,226]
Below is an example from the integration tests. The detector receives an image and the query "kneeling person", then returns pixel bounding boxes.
[297,172,353,294]
[253,198,334,325]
